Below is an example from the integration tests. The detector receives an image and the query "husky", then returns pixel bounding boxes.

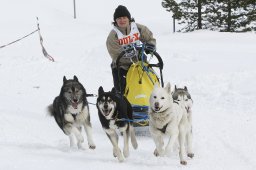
[48,75,96,150]
[148,83,193,165]
[172,85,194,160]
[172,85,193,116]
[96,86,138,162]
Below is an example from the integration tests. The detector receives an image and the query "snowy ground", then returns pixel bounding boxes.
[1,0,256,170]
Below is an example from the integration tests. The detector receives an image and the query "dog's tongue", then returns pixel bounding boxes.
[103,109,109,115]
[155,107,160,111]
[103,108,112,116]
[72,102,78,109]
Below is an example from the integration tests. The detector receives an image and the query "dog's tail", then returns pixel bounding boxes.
[47,104,54,116]
[129,125,138,149]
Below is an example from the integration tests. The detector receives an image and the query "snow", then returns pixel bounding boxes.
[1,0,256,169]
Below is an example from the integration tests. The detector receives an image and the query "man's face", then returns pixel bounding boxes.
[116,16,130,28]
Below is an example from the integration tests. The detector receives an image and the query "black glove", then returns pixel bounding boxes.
[144,43,156,54]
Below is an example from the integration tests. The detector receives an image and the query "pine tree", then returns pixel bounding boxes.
[162,0,256,32]
[162,0,209,32]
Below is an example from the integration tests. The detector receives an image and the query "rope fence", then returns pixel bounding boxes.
[0,17,55,62]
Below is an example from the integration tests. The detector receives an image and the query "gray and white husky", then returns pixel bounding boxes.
[96,86,138,162]
[48,75,96,150]
[172,85,194,160]
[172,85,193,114]
[149,83,194,165]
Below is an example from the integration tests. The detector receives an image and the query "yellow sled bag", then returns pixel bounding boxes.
[124,61,160,107]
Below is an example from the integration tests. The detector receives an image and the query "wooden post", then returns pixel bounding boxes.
[73,0,76,19]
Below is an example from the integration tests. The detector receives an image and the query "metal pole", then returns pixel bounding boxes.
[73,0,76,19]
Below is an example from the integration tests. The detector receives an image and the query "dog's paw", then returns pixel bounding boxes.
[133,143,138,150]
[154,148,165,157]
[113,148,120,157]
[123,149,130,158]
[153,149,160,157]
[180,160,187,165]
[77,142,86,150]
[117,155,125,162]
[113,148,118,157]
[131,140,138,150]
[188,153,194,158]
[89,144,96,150]
[113,148,124,162]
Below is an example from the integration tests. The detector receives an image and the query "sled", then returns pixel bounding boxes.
[116,43,164,135]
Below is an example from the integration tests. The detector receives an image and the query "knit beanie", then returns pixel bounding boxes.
[113,5,131,21]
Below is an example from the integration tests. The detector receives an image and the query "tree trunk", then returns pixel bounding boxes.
[198,0,202,29]
[227,0,231,32]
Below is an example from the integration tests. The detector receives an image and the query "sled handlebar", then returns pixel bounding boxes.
[116,48,163,70]
[135,46,163,70]
[116,47,164,87]
[152,51,164,70]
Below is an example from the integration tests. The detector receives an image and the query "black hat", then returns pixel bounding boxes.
[113,5,131,21]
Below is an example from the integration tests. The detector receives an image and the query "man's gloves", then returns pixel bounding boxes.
[144,43,156,54]
[122,43,156,57]
[123,44,136,58]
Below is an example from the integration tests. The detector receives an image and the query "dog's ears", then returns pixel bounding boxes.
[63,76,67,84]
[98,86,104,95]
[175,85,177,91]
[184,86,188,91]
[165,82,171,94]
[73,75,79,82]
[111,87,116,93]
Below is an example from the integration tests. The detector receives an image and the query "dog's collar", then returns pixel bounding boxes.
[70,112,81,120]
[173,100,179,105]
[113,109,119,119]
[185,106,190,113]
[71,113,77,120]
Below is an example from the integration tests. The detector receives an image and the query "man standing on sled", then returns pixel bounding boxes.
[106,5,156,94]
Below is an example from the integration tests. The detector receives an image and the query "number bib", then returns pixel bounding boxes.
[113,22,141,46]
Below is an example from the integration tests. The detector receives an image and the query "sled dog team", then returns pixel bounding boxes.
[48,76,194,165]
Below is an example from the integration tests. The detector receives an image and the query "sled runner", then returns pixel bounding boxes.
[116,43,164,134]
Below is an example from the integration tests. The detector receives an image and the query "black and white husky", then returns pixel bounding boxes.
[48,76,96,150]
[149,83,194,165]
[96,86,138,162]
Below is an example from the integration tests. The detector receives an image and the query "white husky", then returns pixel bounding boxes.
[148,83,194,165]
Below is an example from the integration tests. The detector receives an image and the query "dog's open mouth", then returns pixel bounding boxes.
[154,106,163,112]
[71,101,78,109]
[102,108,112,116]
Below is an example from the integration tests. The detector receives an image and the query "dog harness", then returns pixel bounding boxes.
[71,113,78,120]
[157,123,169,134]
